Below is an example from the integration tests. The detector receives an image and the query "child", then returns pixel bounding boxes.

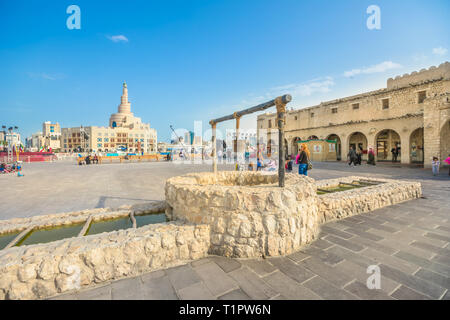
[432,157,440,176]
[285,156,293,173]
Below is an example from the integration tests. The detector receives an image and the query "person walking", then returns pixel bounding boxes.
[296,143,310,176]
[367,148,376,165]
[432,157,440,176]
[445,154,450,176]
[357,146,363,165]
[348,146,358,167]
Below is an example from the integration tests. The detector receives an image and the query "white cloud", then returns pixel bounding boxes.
[107,35,129,42]
[432,47,448,56]
[344,61,402,78]
[270,77,335,98]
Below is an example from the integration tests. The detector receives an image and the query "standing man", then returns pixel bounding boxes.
[348,146,358,167]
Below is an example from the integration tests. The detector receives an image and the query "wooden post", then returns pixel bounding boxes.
[275,97,287,188]
[234,113,240,154]
[211,122,217,174]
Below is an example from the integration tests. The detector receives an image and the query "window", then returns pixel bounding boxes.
[97,138,102,142]
[331,108,338,114]
[97,144,102,148]
[311,113,314,118]
[104,138,109,142]
[418,91,426,104]
[294,116,298,121]
[352,103,359,110]
[268,120,272,128]
[382,98,389,109]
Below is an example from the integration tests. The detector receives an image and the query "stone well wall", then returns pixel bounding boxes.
[0,202,167,235]
[316,176,422,223]
[165,171,320,258]
[0,221,209,300]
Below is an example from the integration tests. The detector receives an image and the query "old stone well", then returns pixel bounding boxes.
[165,171,321,258]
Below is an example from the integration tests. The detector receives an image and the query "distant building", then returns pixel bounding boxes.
[258,62,450,167]
[42,121,61,150]
[61,82,157,153]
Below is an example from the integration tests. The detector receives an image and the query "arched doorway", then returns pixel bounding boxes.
[410,128,424,164]
[327,134,342,161]
[441,120,450,161]
[267,139,277,157]
[292,137,301,155]
[376,129,401,162]
[308,135,319,140]
[348,132,368,160]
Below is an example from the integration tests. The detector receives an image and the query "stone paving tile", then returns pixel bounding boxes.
[192,261,239,296]
[333,260,400,295]
[310,238,334,250]
[390,285,431,300]
[262,271,322,300]
[76,284,112,300]
[48,292,78,300]
[299,257,355,288]
[177,282,215,300]
[379,264,446,299]
[343,281,394,300]
[326,245,375,269]
[320,225,354,240]
[394,251,450,277]
[414,268,450,289]
[208,255,241,273]
[350,236,397,255]
[267,257,315,284]
[166,264,202,291]
[379,239,435,260]
[361,247,419,274]
[410,241,450,257]
[299,245,344,266]
[141,274,178,299]
[140,269,166,282]
[336,220,371,231]
[240,259,278,276]
[437,226,450,233]
[302,276,359,300]
[343,227,384,241]
[287,250,310,263]
[218,289,251,300]
[190,257,211,267]
[228,266,278,300]
[424,232,450,243]
[323,234,366,252]
[431,254,450,266]
[111,277,144,300]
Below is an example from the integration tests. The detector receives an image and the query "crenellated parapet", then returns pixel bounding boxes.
[387,62,450,89]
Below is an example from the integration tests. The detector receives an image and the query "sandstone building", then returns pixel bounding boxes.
[61,82,157,153]
[257,62,450,168]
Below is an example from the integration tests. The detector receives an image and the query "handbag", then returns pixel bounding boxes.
[307,156,313,170]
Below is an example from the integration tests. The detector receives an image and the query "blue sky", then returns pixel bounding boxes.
[1,0,449,142]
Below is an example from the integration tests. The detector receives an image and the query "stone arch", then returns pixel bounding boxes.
[326,134,342,161]
[347,132,368,160]
[440,120,450,162]
[375,129,401,162]
[410,127,424,164]
[308,135,319,140]
[291,137,302,155]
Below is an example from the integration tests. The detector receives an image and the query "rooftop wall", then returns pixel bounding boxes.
[387,62,450,89]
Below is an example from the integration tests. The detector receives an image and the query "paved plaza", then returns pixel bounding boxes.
[2,159,449,300]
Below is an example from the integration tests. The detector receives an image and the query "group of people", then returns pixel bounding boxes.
[348,146,377,166]
[78,154,99,165]
[0,162,23,176]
